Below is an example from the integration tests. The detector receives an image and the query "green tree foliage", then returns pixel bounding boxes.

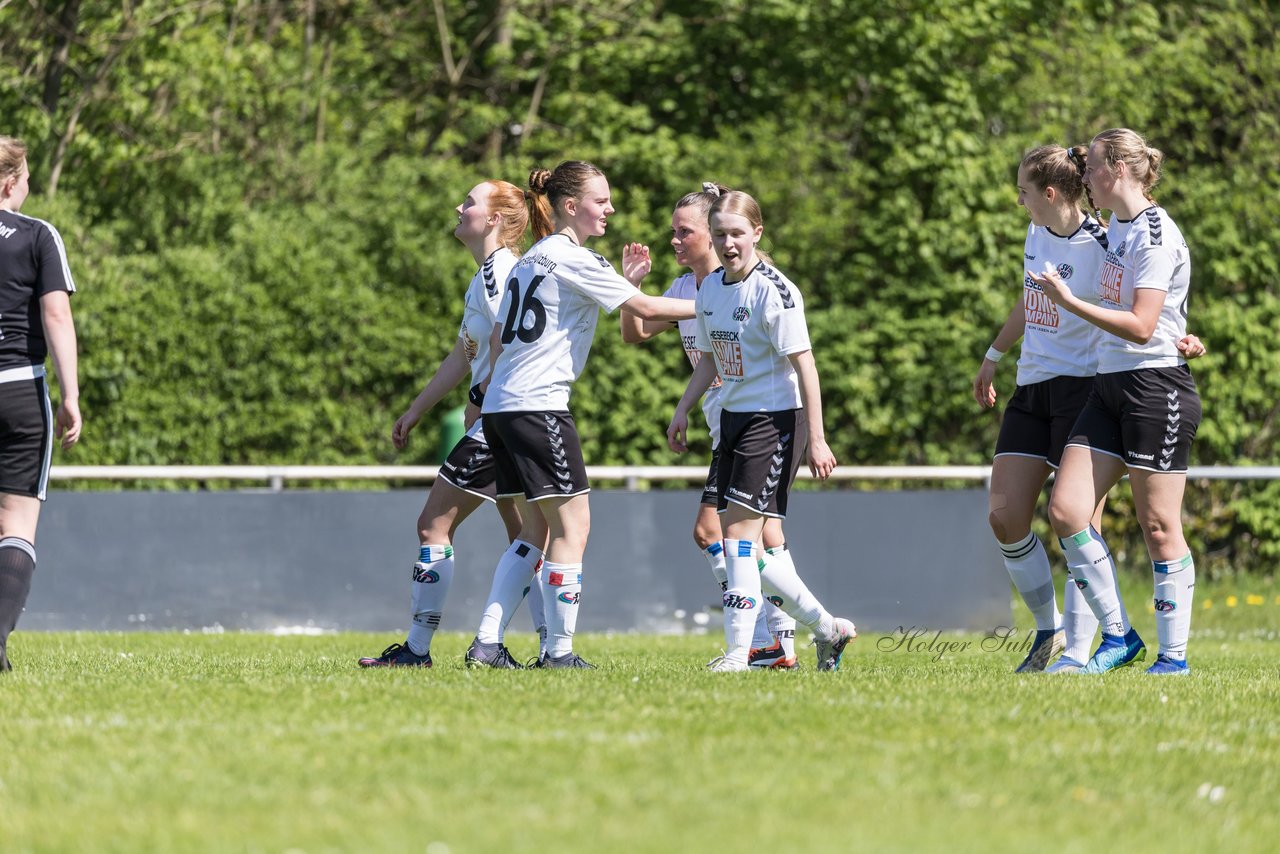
[1,0,1277,573]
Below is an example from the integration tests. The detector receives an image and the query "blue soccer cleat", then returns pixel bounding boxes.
[1015,628,1066,673]
[1145,654,1190,675]
[1081,628,1146,673]
[1045,654,1086,673]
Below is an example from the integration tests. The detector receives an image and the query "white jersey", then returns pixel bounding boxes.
[1016,218,1108,386]
[665,272,724,448]
[693,261,810,413]
[1095,206,1191,374]
[483,234,637,412]
[458,248,516,441]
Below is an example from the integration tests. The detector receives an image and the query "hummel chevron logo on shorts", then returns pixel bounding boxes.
[1160,389,1180,470]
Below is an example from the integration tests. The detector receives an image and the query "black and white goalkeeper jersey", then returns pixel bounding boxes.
[0,210,76,377]
[482,234,637,413]
[693,261,811,413]
[1094,205,1191,374]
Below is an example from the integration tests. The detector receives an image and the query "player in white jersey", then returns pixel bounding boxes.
[623,183,801,668]
[0,137,82,672]
[975,145,1204,673]
[667,190,856,672]
[1032,129,1202,675]
[359,179,546,669]
[474,161,695,669]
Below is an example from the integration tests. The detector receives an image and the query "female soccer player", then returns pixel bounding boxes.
[0,136,81,672]
[476,161,695,669]
[359,179,545,669]
[667,190,857,672]
[974,145,1205,673]
[1032,128,1201,675]
[622,183,798,668]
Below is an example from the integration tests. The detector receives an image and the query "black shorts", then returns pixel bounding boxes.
[994,375,1095,468]
[699,446,721,507]
[0,373,53,501]
[1067,365,1201,473]
[436,434,498,502]
[716,409,808,519]
[483,411,590,501]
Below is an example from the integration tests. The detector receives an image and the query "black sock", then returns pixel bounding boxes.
[0,537,37,670]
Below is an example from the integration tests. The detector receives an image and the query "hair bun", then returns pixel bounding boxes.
[701,181,722,197]
[528,168,552,194]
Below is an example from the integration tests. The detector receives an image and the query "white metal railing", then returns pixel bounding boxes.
[47,465,1280,492]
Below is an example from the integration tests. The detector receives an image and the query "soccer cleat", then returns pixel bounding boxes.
[1015,628,1066,673]
[543,652,596,669]
[464,639,525,669]
[1145,654,1190,675]
[525,653,549,669]
[358,642,432,668]
[706,654,749,672]
[1045,655,1086,674]
[749,639,799,670]
[814,617,857,671]
[1081,628,1146,673]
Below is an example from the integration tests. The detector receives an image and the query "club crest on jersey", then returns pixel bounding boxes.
[1056,263,1073,279]
[732,306,751,322]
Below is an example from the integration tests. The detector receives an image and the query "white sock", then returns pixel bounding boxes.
[406,544,454,655]
[542,561,582,658]
[1061,571,1099,662]
[1058,526,1129,637]
[524,561,548,655]
[751,601,775,649]
[722,539,761,665]
[999,533,1061,632]
[702,542,728,591]
[476,540,543,644]
[1153,554,1195,661]
[758,544,828,635]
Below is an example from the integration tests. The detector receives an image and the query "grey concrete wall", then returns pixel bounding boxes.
[22,489,1009,634]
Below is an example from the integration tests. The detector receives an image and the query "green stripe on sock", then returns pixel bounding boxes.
[1067,530,1093,547]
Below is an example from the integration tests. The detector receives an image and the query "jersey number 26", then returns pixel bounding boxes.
[500,274,547,344]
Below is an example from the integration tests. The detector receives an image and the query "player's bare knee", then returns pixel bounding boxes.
[1047,496,1086,538]
[1139,513,1179,553]
[987,508,1009,542]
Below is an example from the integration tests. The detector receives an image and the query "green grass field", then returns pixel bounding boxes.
[3,578,1279,854]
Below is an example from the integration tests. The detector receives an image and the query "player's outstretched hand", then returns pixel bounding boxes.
[1178,334,1206,359]
[973,359,998,408]
[622,243,652,286]
[808,438,836,480]
[667,410,689,454]
[391,411,420,450]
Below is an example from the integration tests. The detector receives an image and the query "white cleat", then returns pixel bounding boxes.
[706,654,749,672]
[814,618,857,671]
